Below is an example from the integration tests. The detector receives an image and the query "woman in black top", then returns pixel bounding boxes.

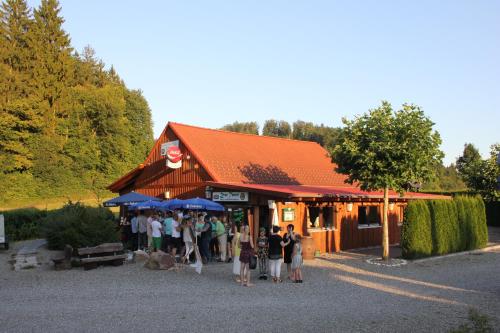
[268,225,290,283]
[283,224,296,280]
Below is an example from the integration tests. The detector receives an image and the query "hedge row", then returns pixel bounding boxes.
[1,208,48,241]
[1,202,119,250]
[402,196,488,259]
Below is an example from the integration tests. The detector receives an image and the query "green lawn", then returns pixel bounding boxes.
[0,192,117,213]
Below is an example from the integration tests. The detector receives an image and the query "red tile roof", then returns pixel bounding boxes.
[169,122,351,186]
[207,182,451,200]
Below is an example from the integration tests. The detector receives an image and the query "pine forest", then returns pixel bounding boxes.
[0,0,154,205]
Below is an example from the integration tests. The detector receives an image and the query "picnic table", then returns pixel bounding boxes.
[77,243,126,270]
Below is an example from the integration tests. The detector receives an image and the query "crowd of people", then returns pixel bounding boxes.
[120,211,304,286]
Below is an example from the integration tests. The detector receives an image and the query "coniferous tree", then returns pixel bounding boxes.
[0,0,154,204]
[0,0,33,174]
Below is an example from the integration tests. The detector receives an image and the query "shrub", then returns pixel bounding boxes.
[402,196,488,259]
[1,208,47,241]
[42,202,119,250]
[458,196,487,250]
[446,200,461,253]
[455,196,468,251]
[474,197,488,248]
[401,200,432,259]
[449,308,494,333]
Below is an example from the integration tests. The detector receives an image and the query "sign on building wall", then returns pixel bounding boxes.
[282,208,295,222]
[160,140,179,156]
[161,140,183,169]
[166,146,182,169]
[212,192,249,202]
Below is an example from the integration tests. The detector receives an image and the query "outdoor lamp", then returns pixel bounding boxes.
[164,191,170,199]
[346,202,353,212]
[389,202,395,211]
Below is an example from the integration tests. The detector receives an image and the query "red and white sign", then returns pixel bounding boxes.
[166,146,183,169]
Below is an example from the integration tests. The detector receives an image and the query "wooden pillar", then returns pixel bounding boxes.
[253,206,260,243]
[269,206,274,228]
[333,203,343,252]
[318,206,324,228]
[247,208,254,240]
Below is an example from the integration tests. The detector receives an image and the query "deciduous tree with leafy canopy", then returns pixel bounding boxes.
[456,143,500,201]
[332,101,443,259]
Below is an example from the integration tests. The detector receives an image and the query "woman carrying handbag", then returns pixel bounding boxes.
[238,224,255,287]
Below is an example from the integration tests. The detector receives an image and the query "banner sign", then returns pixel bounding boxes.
[282,208,295,222]
[212,192,249,202]
[166,145,182,169]
[160,140,179,156]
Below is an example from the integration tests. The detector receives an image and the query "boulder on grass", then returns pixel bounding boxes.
[144,256,160,270]
[134,250,150,263]
[155,251,176,270]
[144,251,175,270]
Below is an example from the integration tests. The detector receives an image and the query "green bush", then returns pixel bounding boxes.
[402,196,488,259]
[401,200,432,259]
[1,208,47,241]
[474,197,488,248]
[446,200,461,253]
[455,196,468,251]
[428,200,451,255]
[42,202,119,250]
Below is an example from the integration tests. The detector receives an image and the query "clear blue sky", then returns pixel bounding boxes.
[29,0,500,165]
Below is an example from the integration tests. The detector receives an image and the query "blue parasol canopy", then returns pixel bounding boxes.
[103,191,161,207]
[128,200,165,210]
[181,197,224,211]
[160,198,185,210]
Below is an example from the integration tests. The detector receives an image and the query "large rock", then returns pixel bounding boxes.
[134,250,150,263]
[145,251,175,270]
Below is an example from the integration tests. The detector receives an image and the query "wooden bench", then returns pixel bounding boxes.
[77,243,126,270]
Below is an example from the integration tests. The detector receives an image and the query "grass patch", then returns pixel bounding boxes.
[449,308,494,333]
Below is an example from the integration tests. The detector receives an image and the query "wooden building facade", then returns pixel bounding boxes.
[109,122,446,252]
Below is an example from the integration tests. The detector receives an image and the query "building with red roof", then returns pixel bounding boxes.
[109,122,448,253]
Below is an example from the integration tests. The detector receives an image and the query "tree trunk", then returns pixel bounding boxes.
[382,186,390,260]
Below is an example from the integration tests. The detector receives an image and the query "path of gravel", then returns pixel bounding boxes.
[0,247,499,333]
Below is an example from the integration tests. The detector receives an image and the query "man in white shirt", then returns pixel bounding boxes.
[147,214,153,251]
[131,213,138,250]
[171,212,182,257]
[151,215,163,252]
[137,211,148,251]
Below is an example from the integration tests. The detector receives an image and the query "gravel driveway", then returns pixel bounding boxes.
[0,247,499,333]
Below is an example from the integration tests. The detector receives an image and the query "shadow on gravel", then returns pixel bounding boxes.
[313,256,485,308]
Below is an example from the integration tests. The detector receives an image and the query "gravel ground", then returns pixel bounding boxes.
[0,246,499,333]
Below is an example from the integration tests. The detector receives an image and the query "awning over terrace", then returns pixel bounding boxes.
[206,182,451,200]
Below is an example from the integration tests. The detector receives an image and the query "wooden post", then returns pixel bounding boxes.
[382,187,390,260]
[318,206,324,228]
[269,206,274,228]
[253,206,260,243]
[247,208,254,241]
[333,204,343,252]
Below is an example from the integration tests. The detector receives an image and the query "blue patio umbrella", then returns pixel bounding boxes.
[128,200,165,210]
[181,197,224,211]
[103,191,161,207]
[160,198,185,211]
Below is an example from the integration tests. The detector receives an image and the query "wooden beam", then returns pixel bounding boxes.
[81,254,127,264]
